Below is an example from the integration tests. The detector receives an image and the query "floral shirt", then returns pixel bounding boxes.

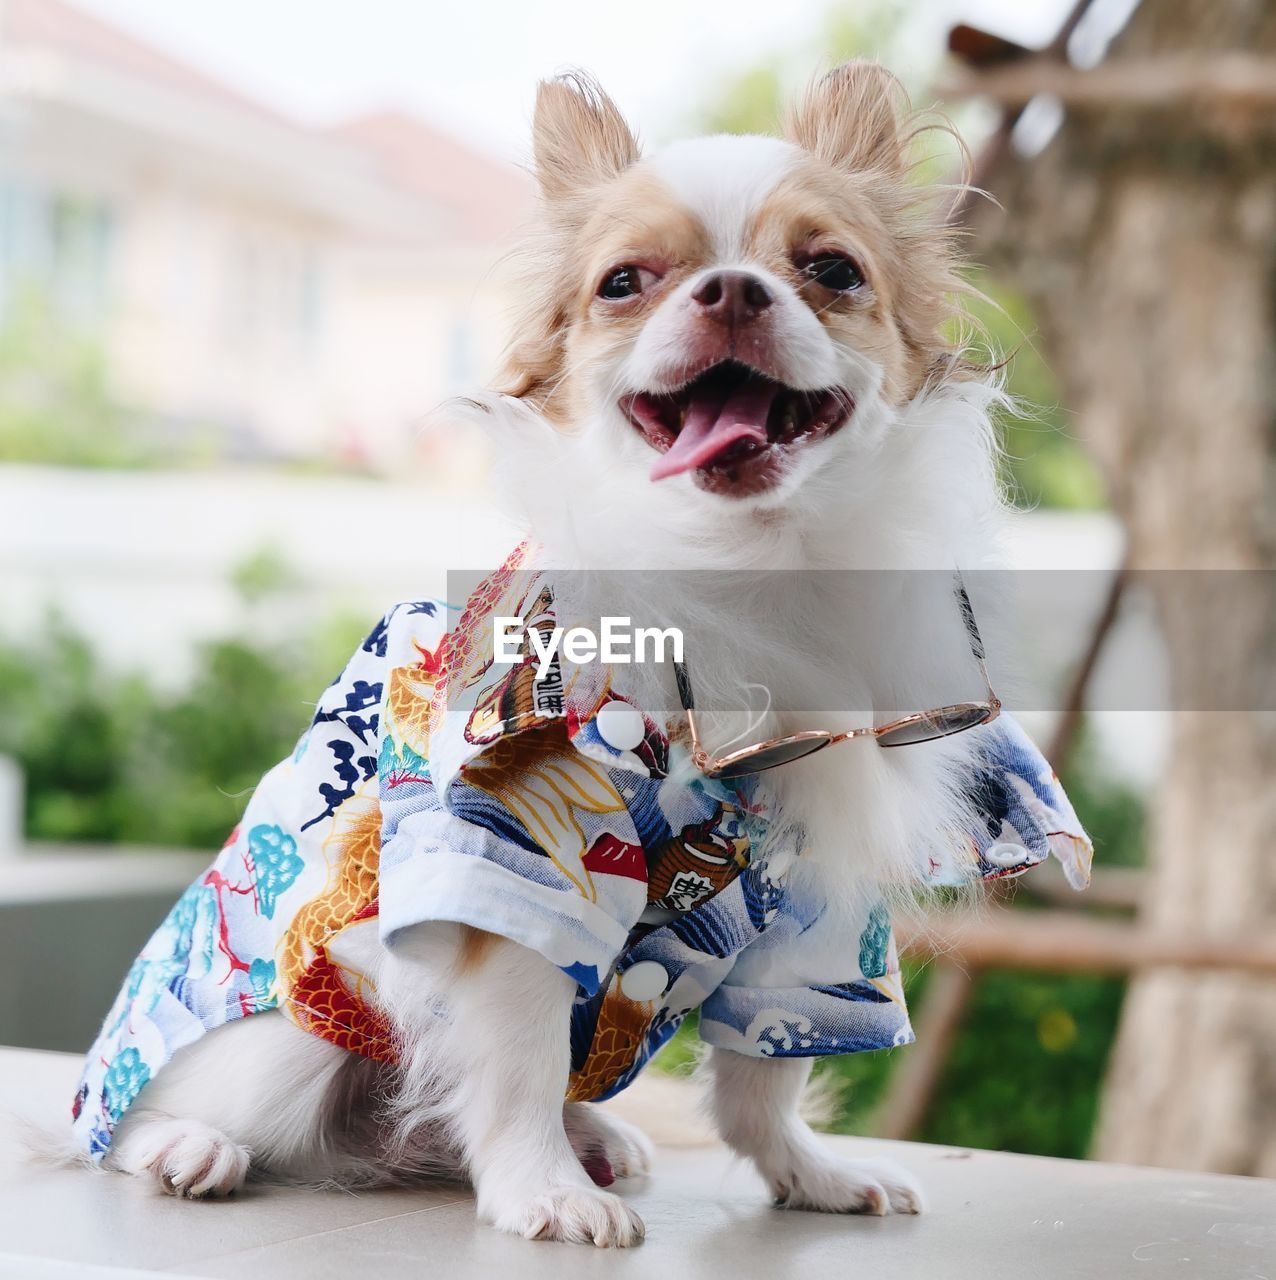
[71,549,1093,1159]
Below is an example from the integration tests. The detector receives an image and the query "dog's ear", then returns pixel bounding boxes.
[785,61,910,176]
[533,72,639,203]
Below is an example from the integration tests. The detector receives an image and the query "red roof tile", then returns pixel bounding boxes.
[3,0,289,124]
[4,0,531,240]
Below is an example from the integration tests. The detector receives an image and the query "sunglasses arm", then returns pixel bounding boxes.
[978,657,1002,721]
[674,661,714,768]
[683,706,714,770]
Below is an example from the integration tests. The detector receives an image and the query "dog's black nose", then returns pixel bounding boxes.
[691,270,773,324]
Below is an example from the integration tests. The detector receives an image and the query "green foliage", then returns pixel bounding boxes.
[230,545,303,604]
[0,290,360,474]
[962,279,1107,510]
[0,561,368,848]
[654,1009,702,1077]
[915,967,1126,1158]
[691,1,915,138]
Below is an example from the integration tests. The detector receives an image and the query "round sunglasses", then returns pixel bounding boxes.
[674,575,1001,780]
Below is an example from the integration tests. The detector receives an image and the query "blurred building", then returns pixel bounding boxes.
[0,0,531,470]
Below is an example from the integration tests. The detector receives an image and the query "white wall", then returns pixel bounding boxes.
[0,67,519,471]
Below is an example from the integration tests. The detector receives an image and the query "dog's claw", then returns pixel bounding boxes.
[501,1186,646,1247]
[110,1116,249,1200]
[766,1155,925,1216]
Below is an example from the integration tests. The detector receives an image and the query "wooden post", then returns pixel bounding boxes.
[873,963,973,1140]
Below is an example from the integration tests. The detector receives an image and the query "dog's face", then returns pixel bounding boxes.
[498,64,963,510]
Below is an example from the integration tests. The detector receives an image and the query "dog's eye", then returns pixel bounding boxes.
[799,253,865,292]
[598,266,646,300]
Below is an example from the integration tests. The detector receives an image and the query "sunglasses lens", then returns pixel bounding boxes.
[708,737,831,778]
[876,704,992,748]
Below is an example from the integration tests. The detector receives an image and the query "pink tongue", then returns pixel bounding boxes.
[649,380,779,481]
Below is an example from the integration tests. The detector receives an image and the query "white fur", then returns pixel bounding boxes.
[481,362,1004,573]
[89,122,1005,1245]
[646,135,802,260]
[707,1049,925,1214]
[109,1116,250,1198]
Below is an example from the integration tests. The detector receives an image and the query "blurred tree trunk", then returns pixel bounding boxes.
[976,0,1276,1173]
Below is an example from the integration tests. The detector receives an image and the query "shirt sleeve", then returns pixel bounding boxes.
[918,713,1094,890]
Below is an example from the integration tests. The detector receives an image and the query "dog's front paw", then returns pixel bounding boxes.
[768,1154,925,1216]
[496,1185,646,1247]
[115,1116,250,1199]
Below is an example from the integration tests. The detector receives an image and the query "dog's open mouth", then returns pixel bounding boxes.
[624,361,852,496]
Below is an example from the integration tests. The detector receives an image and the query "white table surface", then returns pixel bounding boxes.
[2,1047,1273,1279]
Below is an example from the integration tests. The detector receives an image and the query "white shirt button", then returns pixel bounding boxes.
[985,842,1029,868]
[619,961,668,1002]
[595,700,645,752]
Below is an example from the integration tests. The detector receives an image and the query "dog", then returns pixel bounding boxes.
[68,63,1091,1247]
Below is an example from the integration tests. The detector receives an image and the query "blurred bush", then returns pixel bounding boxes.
[910,967,1125,1158]
[962,280,1106,511]
[0,600,367,848]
